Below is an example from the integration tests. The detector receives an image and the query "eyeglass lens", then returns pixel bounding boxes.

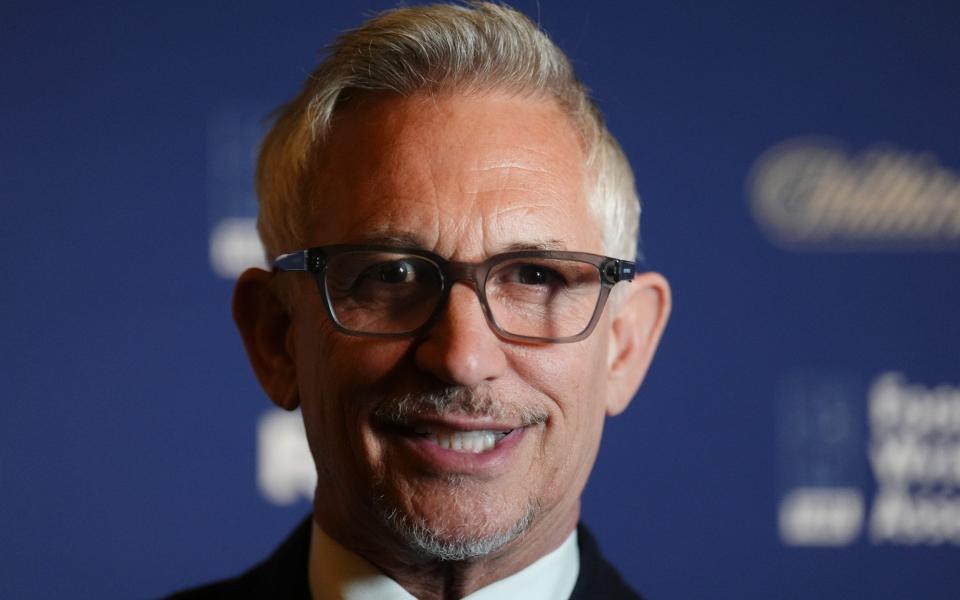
[322,251,602,339]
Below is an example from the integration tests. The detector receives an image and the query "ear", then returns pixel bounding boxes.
[233,268,300,410]
[604,272,671,416]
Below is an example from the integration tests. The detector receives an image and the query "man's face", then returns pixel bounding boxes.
[289,91,617,559]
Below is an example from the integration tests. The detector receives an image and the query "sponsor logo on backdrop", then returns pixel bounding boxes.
[750,138,960,251]
[210,217,264,278]
[256,408,316,505]
[207,103,269,278]
[778,371,960,546]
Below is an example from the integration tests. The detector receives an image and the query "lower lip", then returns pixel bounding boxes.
[394,427,529,476]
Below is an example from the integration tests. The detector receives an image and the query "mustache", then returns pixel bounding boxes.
[371,387,549,428]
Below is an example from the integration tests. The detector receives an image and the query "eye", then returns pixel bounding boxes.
[516,264,562,286]
[374,260,416,284]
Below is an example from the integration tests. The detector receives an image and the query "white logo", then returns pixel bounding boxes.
[779,487,865,546]
[209,217,266,278]
[778,372,960,547]
[868,373,960,545]
[206,102,270,278]
[256,408,316,505]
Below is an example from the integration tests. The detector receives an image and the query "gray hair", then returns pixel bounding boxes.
[256,2,641,263]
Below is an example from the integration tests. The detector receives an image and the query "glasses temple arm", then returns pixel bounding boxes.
[273,250,310,272]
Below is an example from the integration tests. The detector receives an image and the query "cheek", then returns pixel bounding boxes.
[512,336,609,413]
[294,331,353,479]
[294,322,413,470]
[294,311,411,402]
[511,338,609,471]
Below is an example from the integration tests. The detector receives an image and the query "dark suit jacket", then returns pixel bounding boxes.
[168,518,644,599]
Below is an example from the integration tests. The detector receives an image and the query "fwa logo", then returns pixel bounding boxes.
[777,371,960,547]
[869,373,960,544]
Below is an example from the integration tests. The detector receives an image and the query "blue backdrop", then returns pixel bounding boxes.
[2,1,958,598]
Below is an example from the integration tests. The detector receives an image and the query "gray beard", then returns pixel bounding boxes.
[375,489,540,561]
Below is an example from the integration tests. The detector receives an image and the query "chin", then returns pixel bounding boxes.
[375,481,541,561]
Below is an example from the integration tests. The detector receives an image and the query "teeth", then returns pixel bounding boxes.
[424,430,506,453]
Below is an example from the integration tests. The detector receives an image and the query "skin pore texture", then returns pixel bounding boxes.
[234,90,671,600]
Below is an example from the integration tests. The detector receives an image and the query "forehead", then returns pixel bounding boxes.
[306,90,599,256]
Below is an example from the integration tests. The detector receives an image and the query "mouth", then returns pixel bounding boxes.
[413,425,514,454]
[376,416,534,474]
[369,389,549,463]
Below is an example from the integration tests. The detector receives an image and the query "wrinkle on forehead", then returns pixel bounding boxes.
[471,155,555,175]
[306,91,599,256]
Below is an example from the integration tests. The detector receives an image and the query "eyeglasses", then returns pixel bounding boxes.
[273,245,641,343]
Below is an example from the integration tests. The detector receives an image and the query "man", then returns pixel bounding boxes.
[173,3,670,599]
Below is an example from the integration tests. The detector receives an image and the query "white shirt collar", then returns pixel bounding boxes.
[308,521,579,600]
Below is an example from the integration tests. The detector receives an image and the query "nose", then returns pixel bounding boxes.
[414,283,508,386]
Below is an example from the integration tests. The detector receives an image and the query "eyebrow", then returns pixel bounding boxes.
[503,239,569,251]
[348,231,428,248]
[345,233,569,253]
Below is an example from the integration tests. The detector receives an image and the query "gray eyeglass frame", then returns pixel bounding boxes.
[273,244,642,343]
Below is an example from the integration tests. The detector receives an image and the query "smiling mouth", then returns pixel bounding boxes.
[415,427,514,453]
[370,389,549,458]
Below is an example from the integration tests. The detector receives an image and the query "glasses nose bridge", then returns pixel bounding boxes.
[441,260,486,299]
[426,258,506,341]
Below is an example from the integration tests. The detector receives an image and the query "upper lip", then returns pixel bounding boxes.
[395,416,521,434]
